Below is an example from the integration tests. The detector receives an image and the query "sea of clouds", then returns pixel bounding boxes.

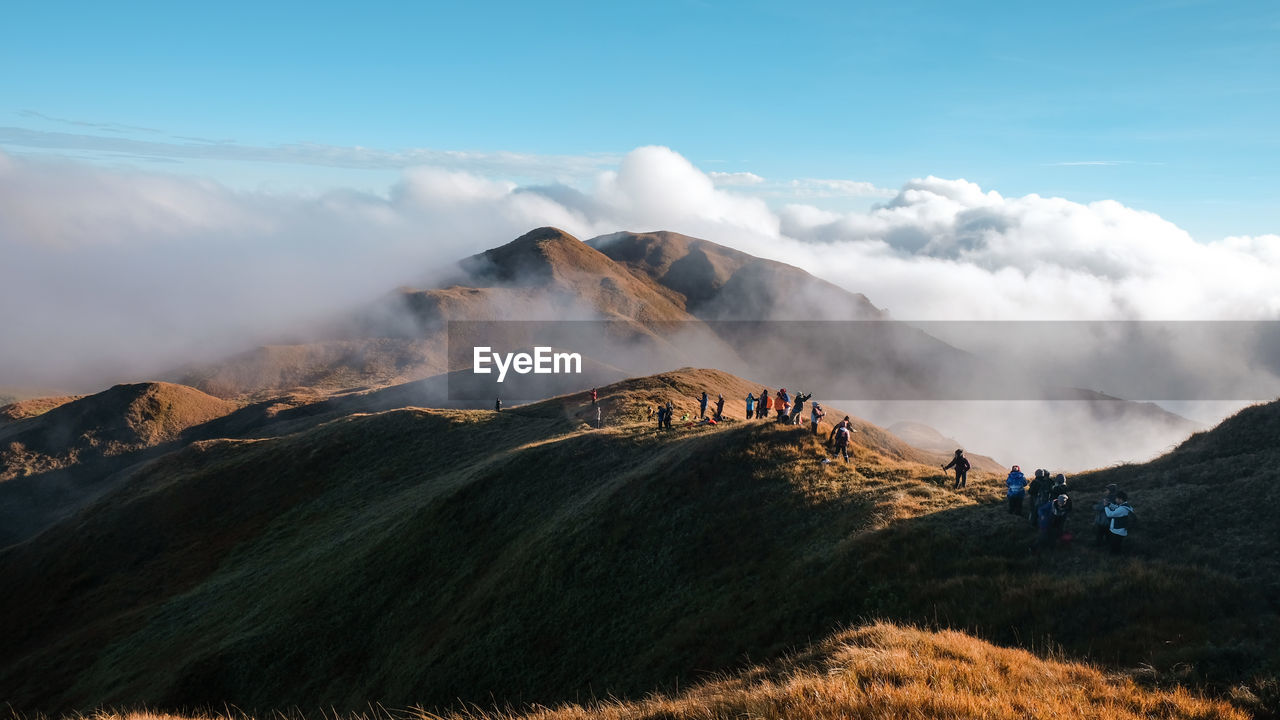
[2,145,1278,396]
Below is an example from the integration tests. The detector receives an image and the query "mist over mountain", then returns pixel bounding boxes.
[5,147,1279,418]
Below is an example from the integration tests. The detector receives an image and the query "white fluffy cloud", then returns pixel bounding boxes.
[3,145,1279,392]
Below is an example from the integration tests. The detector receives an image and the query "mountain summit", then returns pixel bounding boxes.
[588,230,883,320]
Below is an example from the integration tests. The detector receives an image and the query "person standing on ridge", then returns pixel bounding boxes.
[495,396,502,412]
[591,387,598,406]
[1092,484,1120,547]
[1006,465,1028,515]
[942,449,970,489]
[829,416,852,442]
[714,393,725,421]
[791,391,812,425]
[746,392,756,419]
[810,402,825,435]
[776,388,791,422]
[760,390,772,420]
[1027,469,1052,527]
[700,390,709,419]
[1104,491,1134,554]
[832,421,853,463]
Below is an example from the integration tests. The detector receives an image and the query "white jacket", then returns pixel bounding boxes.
[1104,503,1133,536]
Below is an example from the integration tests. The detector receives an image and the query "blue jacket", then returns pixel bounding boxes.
[1006,471,1028,497]
[1037,500,1055,529]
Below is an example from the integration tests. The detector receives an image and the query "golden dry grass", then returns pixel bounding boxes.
[40,623,1246,720]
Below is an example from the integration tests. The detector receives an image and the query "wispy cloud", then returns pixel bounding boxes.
[1046,160,1165,167]
[16,109,165,136]
[708,170,766,186]
[0,125,622,178]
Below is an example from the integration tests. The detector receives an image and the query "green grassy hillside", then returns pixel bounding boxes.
[0,371,1276,716]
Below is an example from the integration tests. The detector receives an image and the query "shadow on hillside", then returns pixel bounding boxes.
[0,413,1275,716]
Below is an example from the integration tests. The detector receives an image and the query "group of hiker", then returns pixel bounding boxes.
[1004,466,1136,555]
[648,387,859,464]
[744,388,822,428]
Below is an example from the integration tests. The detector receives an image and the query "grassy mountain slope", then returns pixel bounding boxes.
[0,383,242,545]
[441,622,1248,720]
[66,622,1250,720]
[0,395,82,424]
[587,230,883,320]
[0,369,992,712]
[2,370,1276,716]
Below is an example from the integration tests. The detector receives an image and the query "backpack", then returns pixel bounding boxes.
[835,426,850,443]
[958,457,971,472]
[1113,506,1137,530]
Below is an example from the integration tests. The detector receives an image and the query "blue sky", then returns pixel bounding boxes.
[3,0,1277,240]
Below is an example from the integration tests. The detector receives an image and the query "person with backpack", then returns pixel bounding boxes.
[590,387,598,406]
[810,402,825,435]
[1027,470,1053,528]
[791,391,812,425]
[714,394,725,421]
[1104,491,1135,555]
[758,390,771,419]
[746,392,756,419]
[942,449,971,489]
[829,416,852,442]
[832,421,853,463]
[1092,483,1120,547]
[1006,465,1028,515]
[776,388,791,421]
[1031,494,1070,554]
[700,390,709,419]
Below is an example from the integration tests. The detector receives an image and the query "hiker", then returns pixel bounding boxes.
[810,402,825,435]
[1050,493,1071,538]
[1006,465,1028,515]
[591,388,598,406]
[647,405,655,421]
[760,390,772,420]
[1027,469,1053,528]
[656,405,666,429]
[495,397,502,412]
[783,389,803,422]
[1032,494,1070,554]
[1049,474,1073,530]
[828,416,852,442]
[1092,484,1120,547]
[832,421,853,463]
[791,391,812,425]
[1104,491,1134,555]
[700,390,709,419]
[942,449,970,489]
[746,392,756,419]
[776,388,791,422]
[714,394,725,421]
